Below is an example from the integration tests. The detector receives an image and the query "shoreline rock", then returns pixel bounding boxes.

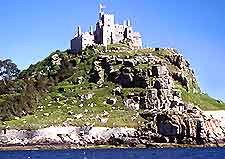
[0,123,225,150]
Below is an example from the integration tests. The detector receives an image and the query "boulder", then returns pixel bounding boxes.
[152,65,168,77]
[158,122,179,136]
[123,59,136,67]
[51,54,61,65]
[112,86,122,96]
[115,73,134,87]
[139,109,211,145]
[74,113,83,119]
[106,98,117,105]
[43,113,50,117]
[80,93,96,100]
[125,99,140,110]
[116,58,123,65]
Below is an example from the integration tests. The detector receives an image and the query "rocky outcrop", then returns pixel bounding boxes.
[85,48,224,146]
[0,126,137,147]
[167,52,189,70]
[89,52,188,112]
[90,61,105,84]
[139,109,225,145]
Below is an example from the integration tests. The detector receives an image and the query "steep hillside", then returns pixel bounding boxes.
[1,45,225,130]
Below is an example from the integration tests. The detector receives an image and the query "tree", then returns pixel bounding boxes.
[0,59,20,85]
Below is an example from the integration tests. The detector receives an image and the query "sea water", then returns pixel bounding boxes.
[0,148,224,159]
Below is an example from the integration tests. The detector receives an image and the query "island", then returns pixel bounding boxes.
[0,4,225,150]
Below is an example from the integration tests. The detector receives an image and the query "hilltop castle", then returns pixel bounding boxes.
[71,4,142,52]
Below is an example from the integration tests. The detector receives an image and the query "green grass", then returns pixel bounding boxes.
[176,83,225,110]
[107,43,129,50]
[105,48,154,57]
[122,88,147,96]
[105,48,173,63]
[135,64,150,70]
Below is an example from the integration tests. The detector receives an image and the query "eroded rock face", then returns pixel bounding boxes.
[172,72,189,90]
[139,109,225,145]
[165,49,190,70]
[87,48,220,145]
[88,49,200,114]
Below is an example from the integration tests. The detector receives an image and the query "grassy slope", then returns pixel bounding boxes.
[175,83,225,110]
[2,82,145,130]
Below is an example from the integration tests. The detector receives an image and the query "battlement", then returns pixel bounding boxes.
[71,4,142,52]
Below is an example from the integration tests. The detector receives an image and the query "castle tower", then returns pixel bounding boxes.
[127,20,131,27]
[90,25,93,35]
[77,26,81,36]
[95,4,115,46]
[99,4,105,20]
[102,13,115,46]
[124,20,133,40]
[123,20,127,27]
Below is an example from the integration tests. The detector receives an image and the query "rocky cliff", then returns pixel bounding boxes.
[86,47,225,145]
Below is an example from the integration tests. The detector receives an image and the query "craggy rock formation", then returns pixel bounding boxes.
[90,48,198,111]
[138,109,225,145]
[87,48,224,145]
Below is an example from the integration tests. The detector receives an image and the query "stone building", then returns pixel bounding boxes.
[71,4,142,52]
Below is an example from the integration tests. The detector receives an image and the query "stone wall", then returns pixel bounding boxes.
[71,36,82,52]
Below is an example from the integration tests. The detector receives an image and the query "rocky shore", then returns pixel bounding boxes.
[1,110,225,150]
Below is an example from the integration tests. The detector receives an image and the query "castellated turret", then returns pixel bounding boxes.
[71,4,142,52]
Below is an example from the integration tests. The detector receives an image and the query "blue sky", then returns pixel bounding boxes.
[0,0,224,101]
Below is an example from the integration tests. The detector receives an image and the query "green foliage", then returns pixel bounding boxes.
[0,59,20,95]
[135,64,150,70]
[0,59,20,80]
[0,79,48,120]
[19,50,78,83]
[0,49,80,121]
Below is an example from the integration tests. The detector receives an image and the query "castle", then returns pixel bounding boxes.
[71,4,142,52]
